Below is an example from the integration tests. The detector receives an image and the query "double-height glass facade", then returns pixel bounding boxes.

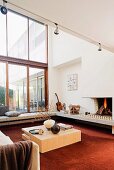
[0,9,48,112]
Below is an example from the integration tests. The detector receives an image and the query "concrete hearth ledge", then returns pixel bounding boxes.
[56,112,114,134]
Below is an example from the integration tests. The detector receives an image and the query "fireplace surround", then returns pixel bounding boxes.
[84,97,113,116]
[69,97,114,134]
[57,96,114,134]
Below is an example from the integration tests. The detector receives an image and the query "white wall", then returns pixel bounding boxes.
[57,61,82,109]
[48,27,61,110]
[82,48,114,97]
[52,29,84,66]
[48,26,114,116]
[48,27,83,111]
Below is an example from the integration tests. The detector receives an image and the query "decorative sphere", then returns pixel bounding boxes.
[44,119,55,130]
[51,123,60,134]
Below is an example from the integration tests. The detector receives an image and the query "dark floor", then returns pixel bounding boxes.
[0,119,114,170]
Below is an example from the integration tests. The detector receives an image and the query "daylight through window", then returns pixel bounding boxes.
[0,9,48,112]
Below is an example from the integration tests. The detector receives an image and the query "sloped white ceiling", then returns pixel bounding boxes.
[6,0,114,52]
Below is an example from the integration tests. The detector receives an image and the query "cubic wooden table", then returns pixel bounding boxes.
[22,125,81,153]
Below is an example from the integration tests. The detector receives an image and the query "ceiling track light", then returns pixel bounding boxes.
[98,42,102,51]
[0,0,8,15]
[54,23,59,35]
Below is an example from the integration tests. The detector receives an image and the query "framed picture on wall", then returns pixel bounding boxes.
[67,73,78,91]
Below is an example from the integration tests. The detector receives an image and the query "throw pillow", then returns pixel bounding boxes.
[5,111,21,117]
[0,106,9,116]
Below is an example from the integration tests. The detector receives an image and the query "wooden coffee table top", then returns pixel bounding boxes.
[22,125,81,140]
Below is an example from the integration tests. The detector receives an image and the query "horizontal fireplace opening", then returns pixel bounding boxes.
[96,98,112,116]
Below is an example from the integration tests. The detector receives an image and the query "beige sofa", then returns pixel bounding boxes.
[0,131,40,170]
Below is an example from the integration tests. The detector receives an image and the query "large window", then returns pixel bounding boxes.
[0,9,48,112]
[0,14,6,55]
[29,68,45,112]
[7,11,28,59]
[29,20,47,63]
[9,64,27,111]
[0,10,47,63]
[0,62,6,106]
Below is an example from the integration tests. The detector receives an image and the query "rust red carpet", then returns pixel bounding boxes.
[1,122,114,170]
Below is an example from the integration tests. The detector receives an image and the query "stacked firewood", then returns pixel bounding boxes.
[96,105,112,115]
[69,104,80,114]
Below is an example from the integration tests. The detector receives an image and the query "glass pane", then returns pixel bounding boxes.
[7,11,28,59]
[9,64,27,112]
[0,62,6,106]
[29,68,45,112]
[0,12,6,55]
[29,20,47,63]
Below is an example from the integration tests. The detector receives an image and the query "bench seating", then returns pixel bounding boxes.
[0,112,56,126]
[56,112,114,134]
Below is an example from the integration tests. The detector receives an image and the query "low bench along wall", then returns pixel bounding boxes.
[0,112,56,127]
[56,112,114,134]
[1,111,114,134]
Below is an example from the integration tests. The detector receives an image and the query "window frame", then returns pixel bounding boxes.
[0,9,48,112]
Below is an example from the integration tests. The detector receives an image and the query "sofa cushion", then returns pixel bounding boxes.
[0,106,9,116]
[5,111,21,117]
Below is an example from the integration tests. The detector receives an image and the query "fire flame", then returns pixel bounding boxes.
[104,98,107,109]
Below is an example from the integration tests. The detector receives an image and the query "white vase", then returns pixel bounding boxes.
[44,119,55,130]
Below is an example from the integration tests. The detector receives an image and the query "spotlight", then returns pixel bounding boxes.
[0,0,7,15]
[1,6,7,14]
[54,23,59,35]
[98,43,102,51]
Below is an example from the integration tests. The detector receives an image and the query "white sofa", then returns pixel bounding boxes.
[0,131,40,170]
[0,131,13,145]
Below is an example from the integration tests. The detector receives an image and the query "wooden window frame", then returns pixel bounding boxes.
[0,10,48,112]
[0,58,48,112]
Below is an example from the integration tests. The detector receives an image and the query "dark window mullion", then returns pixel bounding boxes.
[6,62,9,107]
[6,13,9,106]
[44,68,48,109]
[27,66,30,112]
[46,25,48,64]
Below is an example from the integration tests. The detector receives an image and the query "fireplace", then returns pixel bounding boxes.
[96,98,112,116]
